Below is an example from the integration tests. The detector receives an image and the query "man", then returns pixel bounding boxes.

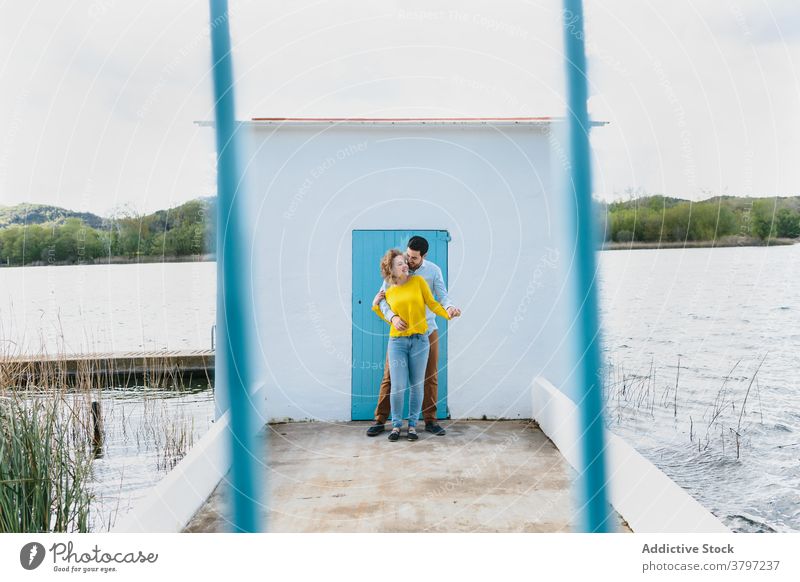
[366,235,462,437]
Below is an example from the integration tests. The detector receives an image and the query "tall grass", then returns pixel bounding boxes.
[1,328,95,532]
[0,392,93,532]
[1,322,210,532]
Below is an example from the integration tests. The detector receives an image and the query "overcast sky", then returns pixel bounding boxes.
[0,0,798,216]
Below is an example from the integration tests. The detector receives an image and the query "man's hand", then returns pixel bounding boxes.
[446,306,462,318]
[372,290,386,307]
[391,315,408,331]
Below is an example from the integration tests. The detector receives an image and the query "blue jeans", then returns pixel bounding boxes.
[387,334,430,429]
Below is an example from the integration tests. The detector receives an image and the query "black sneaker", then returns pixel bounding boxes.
[387,428,401,442]
[366,423,385,437]
[407,428,419,441]
[424,423,446,436]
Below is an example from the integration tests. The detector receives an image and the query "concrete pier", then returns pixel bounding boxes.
[184,420,631,533]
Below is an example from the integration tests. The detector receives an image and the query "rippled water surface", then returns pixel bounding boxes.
[598,244,800,532]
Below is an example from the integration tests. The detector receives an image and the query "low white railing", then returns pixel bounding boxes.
[531,376,730,533]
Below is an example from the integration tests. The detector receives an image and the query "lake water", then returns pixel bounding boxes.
[0,248,797,532]
[87,385,215,532]
[598,244,800,533]
[0,261,217,531]
[0,261,215,355]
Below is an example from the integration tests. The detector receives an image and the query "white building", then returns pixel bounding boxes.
[207,117,595,422]
[118,117,728,536]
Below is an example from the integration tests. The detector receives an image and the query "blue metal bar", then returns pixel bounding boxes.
[208,0,262,533]
[561,0,614,532]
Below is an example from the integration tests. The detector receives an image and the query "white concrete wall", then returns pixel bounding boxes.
[225,122,580,421]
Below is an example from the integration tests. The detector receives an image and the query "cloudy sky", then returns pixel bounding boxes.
[0,0,798,215]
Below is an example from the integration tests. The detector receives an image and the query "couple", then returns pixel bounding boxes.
[368,236,462,441]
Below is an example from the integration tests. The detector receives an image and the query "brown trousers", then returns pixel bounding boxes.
[374,330,440,424]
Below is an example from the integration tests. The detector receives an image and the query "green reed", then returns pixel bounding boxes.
[0,393,93,532]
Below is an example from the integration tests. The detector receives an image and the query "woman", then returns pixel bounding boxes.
[372,249,451,441]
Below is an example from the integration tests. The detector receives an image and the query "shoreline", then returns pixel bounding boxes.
[1,238,798,266]
[0,254,216,268]
[601,237,797,251]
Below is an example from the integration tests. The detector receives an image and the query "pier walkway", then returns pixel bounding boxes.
[184,420,632,533]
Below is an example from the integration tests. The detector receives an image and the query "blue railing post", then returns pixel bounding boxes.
[561,0,614,532]
[208,0,263,533]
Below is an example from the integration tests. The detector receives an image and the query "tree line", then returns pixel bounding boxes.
[600,195,800,243]
[2,195,799,267]
[0,199,215,266]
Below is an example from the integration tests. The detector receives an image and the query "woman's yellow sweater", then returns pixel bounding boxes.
[372,275,450,337]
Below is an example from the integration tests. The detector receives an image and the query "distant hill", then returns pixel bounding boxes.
[0,203,105,229]
[0,198,220,230]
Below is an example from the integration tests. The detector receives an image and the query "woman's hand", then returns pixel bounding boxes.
[391,315,408,332]
[372,290,386,307]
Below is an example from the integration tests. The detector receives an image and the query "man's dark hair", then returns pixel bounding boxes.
[407,235,429,256]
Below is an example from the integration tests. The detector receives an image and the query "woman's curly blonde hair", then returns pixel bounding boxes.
[380,248,406,285]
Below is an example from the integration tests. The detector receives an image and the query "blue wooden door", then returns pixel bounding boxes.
[351,230,450,421]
